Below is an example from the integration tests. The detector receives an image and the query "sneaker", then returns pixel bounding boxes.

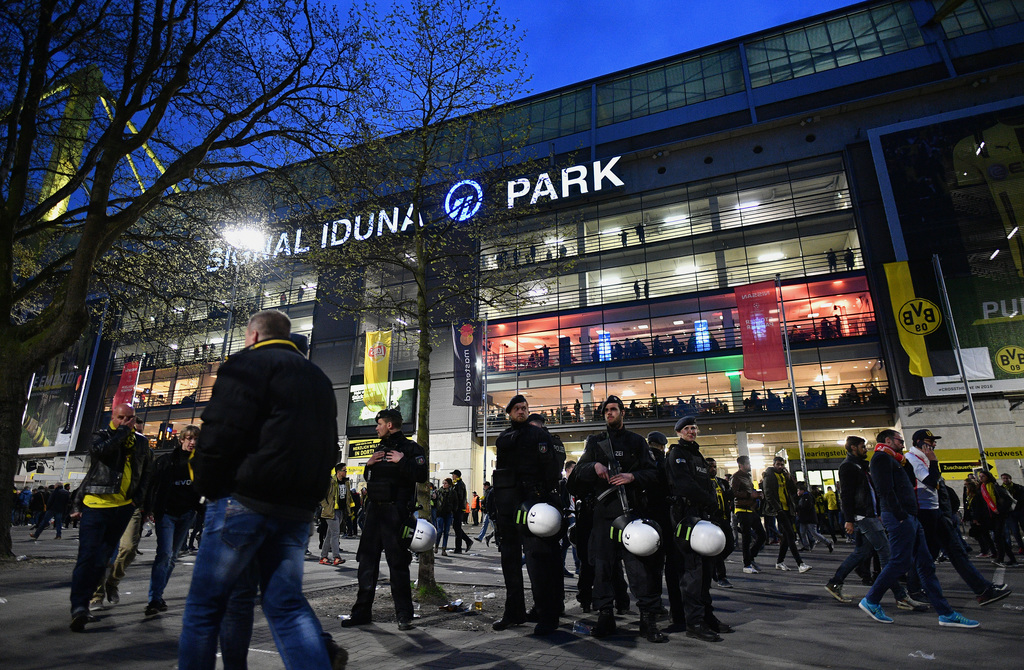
[716,579,733,588]
[319,557,330,565]
[89,597,104,612]
[897,596,929,612]
[938,611,979,628]
[858,598,893,624]
[106,584,119,604]
[144,600,166,616]
[977,583,1011,606]
[991,560,1009,567]
[743,565,759,574]
[70,610,93,632]
[775,562,791,571]
[825,582,851,603]
[827,543,834,554]
[333,558,345,566]
[798,563,812,573]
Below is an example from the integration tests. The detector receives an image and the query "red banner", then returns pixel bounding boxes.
[112,361,141,408]
[735,281,787,381]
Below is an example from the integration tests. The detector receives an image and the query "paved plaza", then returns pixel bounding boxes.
[1,527,1020,669]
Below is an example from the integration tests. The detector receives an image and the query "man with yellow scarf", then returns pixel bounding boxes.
[69,403,153,631]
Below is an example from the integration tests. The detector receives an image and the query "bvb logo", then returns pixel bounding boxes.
[444,179,483,222]
[995,345,1024,374]
[898,298,942,335]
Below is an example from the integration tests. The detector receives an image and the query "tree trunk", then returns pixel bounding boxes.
[414,246,436,589]
[0,377,31,558]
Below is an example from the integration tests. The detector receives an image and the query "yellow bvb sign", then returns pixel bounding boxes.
[995,345,1024,374]
[897,298,943,335]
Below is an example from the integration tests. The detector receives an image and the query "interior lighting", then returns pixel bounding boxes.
[600,276,619,286]
[664,215,688,226]
[675,264,695,274]
[725,371,741,377]
[673,320,686,325]
[223,227,267,251]
[603,228,622,235]
[638,324,649,329]
[738,201,760,211]
[758,252,784,262]
[990,249,1000,260]
[1009,227,1019,240]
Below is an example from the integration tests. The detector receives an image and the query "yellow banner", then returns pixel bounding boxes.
[884,261,932,377]
[363,330,391,412]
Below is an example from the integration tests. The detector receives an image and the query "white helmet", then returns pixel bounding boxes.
[688,520,727,557]
[622,519,662,557]
[526,503,562,538]
[409,518,437,553]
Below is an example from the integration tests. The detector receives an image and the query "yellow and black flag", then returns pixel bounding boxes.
[884,261,957,377]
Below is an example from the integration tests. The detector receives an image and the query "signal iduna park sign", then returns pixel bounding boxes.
[206,156,625,272]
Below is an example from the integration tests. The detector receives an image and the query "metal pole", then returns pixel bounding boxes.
[61,364,90,481]
[221,250,238,360]
[776,274,808,483]
[22,373,36,423]
[932,254,987,469]
[387,326,396,409]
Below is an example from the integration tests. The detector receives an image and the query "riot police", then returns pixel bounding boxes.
[664,416,732,642]
[568,396,666,643]
[491,395,566,635]
[342,408,428,631]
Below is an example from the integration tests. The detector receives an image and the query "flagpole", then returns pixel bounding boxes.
[481,318,489,491]
[776,274,808,484]
[932,255,987,470]
[387,326,396,409]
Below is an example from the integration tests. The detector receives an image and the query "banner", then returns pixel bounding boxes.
[735,281,787,381]
[363,330,391,412]
[112,360,141,408]
[883,261,956,377]
[452,322,481,406]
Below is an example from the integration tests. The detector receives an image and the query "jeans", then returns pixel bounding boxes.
[32,510,64,538]
[70,505,135,614]
[918,509,989,595]
[435,513,452,550]
[774,510,803,565]
[476,514,491,541]
[736,510,766,566]
[179,498,329,670]
[149,510,196,603]
[866,512,953,616]
[798,522,831,549]
[831,517,906,599]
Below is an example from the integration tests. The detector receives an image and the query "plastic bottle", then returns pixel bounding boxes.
[572,620,591,635]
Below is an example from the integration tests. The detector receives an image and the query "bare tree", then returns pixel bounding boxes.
[0,0,362,557]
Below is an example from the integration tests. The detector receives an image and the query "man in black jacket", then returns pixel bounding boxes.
[68,402,152,632]
[450,469,474,553]
[343,407,428,630]
[569,396,665,643]
[491,395,565,635]
[664,416,728,642]
[825,436,922,610]
[762,456,809,572]
[859,429,979,628]
[31,481,70,539]
[179,310,340,668]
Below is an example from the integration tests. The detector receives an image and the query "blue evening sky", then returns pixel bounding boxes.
[502,0,866,96]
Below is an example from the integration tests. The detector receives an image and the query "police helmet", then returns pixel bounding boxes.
[407,518,437,553]
[622,518,662,556]
[526,502,562,538]
[688,520,727,557]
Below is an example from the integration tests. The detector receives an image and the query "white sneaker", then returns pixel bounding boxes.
[798,563,812,573]
[743,565,759,574]
[776,562,791,571]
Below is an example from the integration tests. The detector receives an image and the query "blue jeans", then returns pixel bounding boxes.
[918,508,990,595]
[435,513,452,549]
[476,514,491,541]
[70,505,135,614]
[33,510,64,538]
[178,498,329,670]
[866,513,953,615]
[831,517,907,599]
[149,510,196,603]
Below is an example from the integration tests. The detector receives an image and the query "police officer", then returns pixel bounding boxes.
[665,416,731,642]
[569,396,666,643]
[491,395,565,635]
[647,431,683,624]
[706,458,735,588]
[343,408,428,631]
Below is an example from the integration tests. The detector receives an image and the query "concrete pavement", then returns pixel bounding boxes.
[1,524,1021,669]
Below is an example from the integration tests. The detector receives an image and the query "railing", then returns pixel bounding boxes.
[486,314,876,373]
[477,381,891,430]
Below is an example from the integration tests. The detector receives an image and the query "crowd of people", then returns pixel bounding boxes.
[42,308,1020,668]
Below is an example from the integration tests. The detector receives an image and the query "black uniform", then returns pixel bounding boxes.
[350,431,428,623]
[709,474,735,582]
[569,427,661,614]
[649,445,683,622]
[491,419,565,628]
[664,438,718,630]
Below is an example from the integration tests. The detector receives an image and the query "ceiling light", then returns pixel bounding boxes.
[638,324,649,329]
[738,201,760,211]
[675,264,694,274]
[990,249,1000,260]
[603,227,621,235]
[758,252,784,262]
[673,320,685,325]
[600,276,619,286]
[664,215,688,226]
[1009,227,1019,240]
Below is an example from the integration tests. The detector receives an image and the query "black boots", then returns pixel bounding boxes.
[639,611,668,643]
[591,608,616,638]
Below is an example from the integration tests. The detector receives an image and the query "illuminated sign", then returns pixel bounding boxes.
[445,180,484,221]
[694,320,711,352]
[506,156,624,209]
[598,332,612,362]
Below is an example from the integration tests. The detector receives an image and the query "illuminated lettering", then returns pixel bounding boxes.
[531,173,558,205]
[353,214,375,241]
[273,232,292,257]
[507,178,531,208]
[378,207,400,236]
[561,165,588,198]
[593,156,623,190]
[330,219,351,246]
[294,228,309,254]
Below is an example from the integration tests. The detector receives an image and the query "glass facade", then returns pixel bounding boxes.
[595,48,745,126]
[934,0,1024,38]
[745,2,924,87]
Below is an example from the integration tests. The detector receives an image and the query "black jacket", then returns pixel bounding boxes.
[838,452,876,520]
[363,430,429,508]
[664,439,716,517]
[731,470,758,510]
[492,420,565,514]
[192,339,338,521]
[451,478,468,514]
[147,446,202,517]
[74,425,153,512]
[46,486,70,515]
[570,427,658,519]
[762,467,798,515]
[869,448,917,521]
[796,490,817,524]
